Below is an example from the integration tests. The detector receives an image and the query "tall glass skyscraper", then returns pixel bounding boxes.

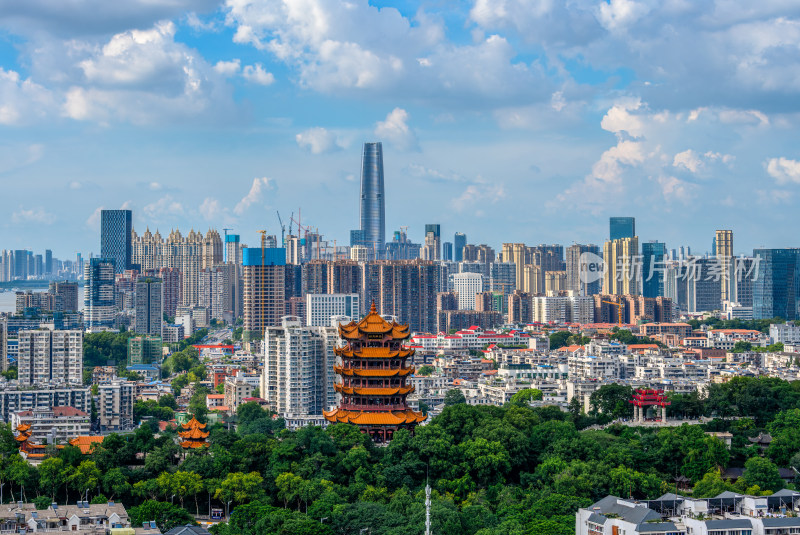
[642,241,667,298]
[753,248,800,320]
[101,209,132,274]
[358,142,385,255]
[84,258,116,330]
[609,217,636,241]
[454,232,467,262]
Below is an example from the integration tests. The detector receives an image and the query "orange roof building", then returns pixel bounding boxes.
[324,302,426,443]
[178,416,210,449]
[68,436,105,455]
[14,423,48,459]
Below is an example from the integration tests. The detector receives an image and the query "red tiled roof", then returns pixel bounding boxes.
[53,406,89,417]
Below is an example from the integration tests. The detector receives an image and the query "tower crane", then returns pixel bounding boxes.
[276,212,286,247]
[601,299,625,327]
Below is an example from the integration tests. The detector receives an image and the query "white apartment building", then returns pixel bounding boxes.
[305,293,359,327]
[771,322,800,345]
[223,376,255,412]
[17,329,83,386]
[450,273,483,310]
[262,316,333,417]
[568,295,595,324]
[0,387,90,423]
[98,380,135,432]
[568,355,621,380]
[10,406,90,442]
[532,296,567,323]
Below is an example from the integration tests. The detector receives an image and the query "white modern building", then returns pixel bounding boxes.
[17,329,83,386]
[305,293,359,327]
[98,380,135,432]
[10,406,91,442]
[532,296,567,324]
[261,316,335,417]
[451,273,483,310]
[771,322,800,345]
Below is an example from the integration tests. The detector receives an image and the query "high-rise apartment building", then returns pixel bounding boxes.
[609,217,635,241]
[566,244,601,296]
[128,335,162,366]
[350,142,386,255]
[131,227,221,307]
[99,380,135,432]
[603,237,640,295]
[101,209,133,274]
[753,248,800,320]
[454,233,467,262]
[84,258,116,331]
[242,247,286,340]
[49,281,78,312]
[715,230,734,303]
[306,294,359,327]
[508,290,533,324]
[156,267,182,317]
[545,271,567,296]
[362,260,440,333]
[18,329,83,386]
[642,241,667,298]
[199,266,228,322]
[502,243,528,291]
[135,276,163,336]
[489,262,516,297]
[451,273,483,310]
[0,318,6,372]
[225,234,242,265]
[262,317,332,416]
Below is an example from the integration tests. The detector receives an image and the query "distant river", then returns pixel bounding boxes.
[0,285,85,313]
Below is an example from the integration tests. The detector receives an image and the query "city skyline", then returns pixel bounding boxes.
[2,1,799,256]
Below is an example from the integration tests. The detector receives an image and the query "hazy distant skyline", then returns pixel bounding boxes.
[2,0,799,258]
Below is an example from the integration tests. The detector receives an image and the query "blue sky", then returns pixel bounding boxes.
[1,0,800,259]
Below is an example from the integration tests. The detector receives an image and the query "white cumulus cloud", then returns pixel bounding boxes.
[374,108,418,151]
[295,127,341,154]
[235,177,275,215]
[242,63,274,85]
[766,157,800,185]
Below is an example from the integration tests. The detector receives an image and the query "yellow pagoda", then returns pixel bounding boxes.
[178,416,210,449]
[323,302,426,443]
[15,423,47,459]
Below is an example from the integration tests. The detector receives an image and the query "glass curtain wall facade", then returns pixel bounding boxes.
[359,142,385,256]
[753,248,800,320]
[609,217,635,241]
[101,209,133,274]
[642,242,667,298]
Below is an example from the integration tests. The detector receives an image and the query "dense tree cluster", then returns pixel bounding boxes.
[4,375,800,533]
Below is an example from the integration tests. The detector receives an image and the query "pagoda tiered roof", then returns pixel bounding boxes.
[178,416,209,449]
[334,366,415,377]
[323,408,426,426]
[338,302,411,341]
[334,385,415,396]
[336,347,413,359]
